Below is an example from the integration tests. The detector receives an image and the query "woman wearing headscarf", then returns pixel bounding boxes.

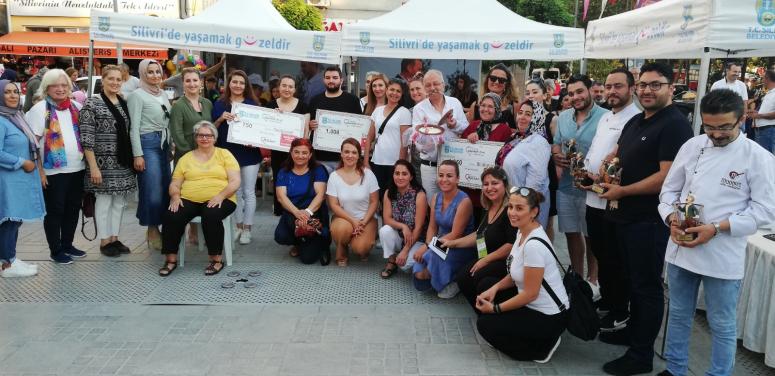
[127,59,171,250]
[460,92,513,222]
[80,65,136,257]
[25,69,86,264]
[497,100,551,228]
[0,79,45,277]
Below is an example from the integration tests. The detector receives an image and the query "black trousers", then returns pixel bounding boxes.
[43,170,85,256]
[475,276,567,361]
[369,162,393,200]
[161,198,236,256]
[616,220,669,365]
[271,149,287,216]
[455,258,507,313]
[586,206,629,316]
[274,211,331,265]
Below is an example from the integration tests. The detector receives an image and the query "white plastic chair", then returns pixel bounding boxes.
[178,214,235,267]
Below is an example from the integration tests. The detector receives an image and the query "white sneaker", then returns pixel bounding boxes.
[1,262,38,278]
[14,258,38,271]
[437,282,460,299]
[233,228,242,240]
[239,230,251,245]
[534,337,561,364]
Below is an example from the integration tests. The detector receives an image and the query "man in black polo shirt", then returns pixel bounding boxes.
[308,65,363,173]
[598,62,693,375]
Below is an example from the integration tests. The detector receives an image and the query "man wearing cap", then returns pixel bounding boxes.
[249,73,270,106]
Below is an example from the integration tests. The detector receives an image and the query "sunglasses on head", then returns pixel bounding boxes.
[488,75,509,84]
[509,186,531,197]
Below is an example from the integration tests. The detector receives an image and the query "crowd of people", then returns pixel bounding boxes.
[0,56,774,375]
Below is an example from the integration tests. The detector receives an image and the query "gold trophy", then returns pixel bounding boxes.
[672,194,704,241]
[592,157,623,208]
[571,154,593,188]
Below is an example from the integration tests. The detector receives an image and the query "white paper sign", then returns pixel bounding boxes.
[439,139,503,189]
[226,103,307,152]
[312,109,373,153]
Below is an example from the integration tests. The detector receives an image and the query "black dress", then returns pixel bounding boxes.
[266,99,309,215]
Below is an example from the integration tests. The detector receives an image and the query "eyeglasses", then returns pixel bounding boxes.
[195,133,215,139]
[636,81,669,91]
[488,75,509,84]
[702,123,738,133]
[509,186,531,197]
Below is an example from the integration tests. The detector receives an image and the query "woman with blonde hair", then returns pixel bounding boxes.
[470,63,517,128]
[364,73,389,116]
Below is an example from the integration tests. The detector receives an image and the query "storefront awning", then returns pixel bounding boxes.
[0,32,167,59]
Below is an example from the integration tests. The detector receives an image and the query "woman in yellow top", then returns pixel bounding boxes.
[159,120,241,276]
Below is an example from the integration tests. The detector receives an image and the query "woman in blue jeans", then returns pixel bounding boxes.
[274,138,330,265]
[127,59,171,250]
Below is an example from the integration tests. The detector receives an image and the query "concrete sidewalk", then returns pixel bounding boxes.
[1,200,769,375]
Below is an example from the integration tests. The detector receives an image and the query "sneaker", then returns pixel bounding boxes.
[64,246,86,258]
[437,282,460,299]
[534,337,561,364]
[239,230,251,245]
[233,228,243,240]
[113,241,131,254]
[50,253,74,265]
[600,313,630,333]
[1,261,37,277]
[602,354,652,375]
[14,258,38,271]
[599,327,630,346]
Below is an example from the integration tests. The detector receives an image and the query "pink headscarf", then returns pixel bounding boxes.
[138,59,163,97]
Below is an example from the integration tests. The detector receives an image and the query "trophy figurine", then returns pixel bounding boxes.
[672,194,704,241]
[563,138,578,162]
[592,157,621,193]
[572,154,593,188]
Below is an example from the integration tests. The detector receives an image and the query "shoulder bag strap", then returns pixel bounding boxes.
[377,106,401,137]
[526,237,567,312]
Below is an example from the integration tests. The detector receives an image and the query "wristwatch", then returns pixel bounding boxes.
[712,222,721,237]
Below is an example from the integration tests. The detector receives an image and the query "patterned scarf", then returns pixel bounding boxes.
[43,96,82,169]
[476,92,503,141]
[528,100,548,138]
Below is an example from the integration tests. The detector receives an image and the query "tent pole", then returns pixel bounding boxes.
[693,47,711,135]
[525,60,531,82]
[87,40,94,97]
[222,54,227,85]
[580,59,588,75]
[113,0,122,64]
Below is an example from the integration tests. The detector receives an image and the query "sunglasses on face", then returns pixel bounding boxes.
[488,75,508,84]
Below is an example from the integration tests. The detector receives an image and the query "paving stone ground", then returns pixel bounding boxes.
[1,199,770,375]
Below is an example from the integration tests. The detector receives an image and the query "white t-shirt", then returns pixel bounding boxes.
[509,227,569,315]
[326,169,380,220]
[709,78,748,101]
[371,105,412,166]
[757,90,775,127]
[585,102,641,209]
[26,100,85,176]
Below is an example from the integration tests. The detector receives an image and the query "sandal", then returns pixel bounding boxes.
[204,261,224,276]
[158,262,177,277]
[380,260,398,279]
[289,246,299,258]
[336,259,348,267]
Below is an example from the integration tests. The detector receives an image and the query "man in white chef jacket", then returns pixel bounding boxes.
[657,89,775,376]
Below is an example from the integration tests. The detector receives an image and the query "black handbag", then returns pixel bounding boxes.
[528,237,600,341]
[80,192,97,241]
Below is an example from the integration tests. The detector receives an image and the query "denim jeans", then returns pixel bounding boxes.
[665,263,741,376]
[0,220,22,263]
[136,132,171,227]
[755,126,775,153]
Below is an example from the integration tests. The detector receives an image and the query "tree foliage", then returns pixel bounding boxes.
[499,0,574,26]
[272,0,323,31]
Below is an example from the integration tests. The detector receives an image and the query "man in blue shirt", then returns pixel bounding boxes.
[551,74,609,287]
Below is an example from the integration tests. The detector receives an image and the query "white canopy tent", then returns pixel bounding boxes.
[585,0,775,131]
[89,0,341,65]
[341,0,585,61]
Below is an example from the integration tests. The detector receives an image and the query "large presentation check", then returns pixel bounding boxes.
[226,103,307,152]
[439,139,503,189]
[312,109,373,153]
